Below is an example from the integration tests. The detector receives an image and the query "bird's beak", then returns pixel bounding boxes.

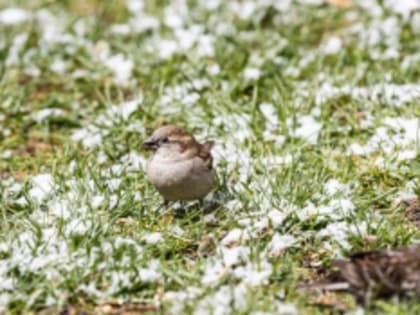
[142,138,158,151]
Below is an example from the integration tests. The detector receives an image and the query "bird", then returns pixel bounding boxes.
[300,244,420,304]
[333,245,420,303]
[143,125,215,203]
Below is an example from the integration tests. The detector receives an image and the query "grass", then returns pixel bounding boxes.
[0,0,419,314]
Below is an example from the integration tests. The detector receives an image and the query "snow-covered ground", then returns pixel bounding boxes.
[0,0,419,314]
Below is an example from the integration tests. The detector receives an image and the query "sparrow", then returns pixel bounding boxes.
[143,125,215,202]
[300,244,420,304]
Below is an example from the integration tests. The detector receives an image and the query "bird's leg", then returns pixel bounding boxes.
[173,201,188,217]
[162,199,172,213]
[154,199,170,215]
[197,199,206,222]
[180,201,186,213]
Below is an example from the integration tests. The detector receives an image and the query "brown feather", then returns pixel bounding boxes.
[198,140,214,170]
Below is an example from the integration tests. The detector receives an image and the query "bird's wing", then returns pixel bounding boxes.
[198,140,214,170]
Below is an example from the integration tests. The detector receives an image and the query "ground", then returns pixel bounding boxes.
[0,0,419,314]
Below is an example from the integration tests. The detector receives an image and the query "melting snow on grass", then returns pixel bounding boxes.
[0,0,419,313]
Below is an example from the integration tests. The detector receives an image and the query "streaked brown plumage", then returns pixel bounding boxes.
[400,197,420,226]
[300,245,420,304]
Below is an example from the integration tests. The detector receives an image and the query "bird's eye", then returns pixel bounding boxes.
[161,137,169,143]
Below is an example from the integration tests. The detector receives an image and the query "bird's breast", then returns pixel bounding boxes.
[146,157,193,187]
[146,156,214,201]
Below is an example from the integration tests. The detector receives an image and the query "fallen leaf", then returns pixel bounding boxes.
[25,137,55,155]
[37,305,90,315]
[197,235,216,257]
[159,210,174,227]
[95,303,157,315]
[116,217,137,228]
[326,0,353,8]
[310,292,351,311]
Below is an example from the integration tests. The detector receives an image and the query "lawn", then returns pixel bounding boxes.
[0,0,419,314]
